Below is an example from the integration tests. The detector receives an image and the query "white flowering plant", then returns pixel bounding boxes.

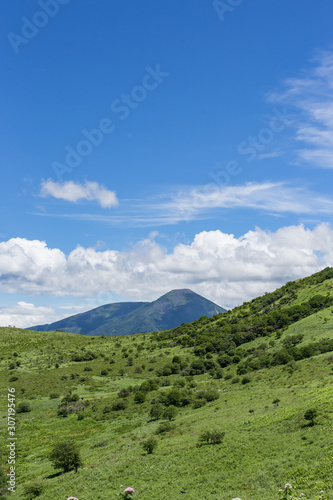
[278,484,328,500]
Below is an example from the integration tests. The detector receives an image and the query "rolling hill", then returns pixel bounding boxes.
[28,289,226,336]
[1,267,333,499]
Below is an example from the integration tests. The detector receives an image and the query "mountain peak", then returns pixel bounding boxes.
[28,289,226,336]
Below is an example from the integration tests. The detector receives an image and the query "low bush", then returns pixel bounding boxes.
[198,429,225,446]
[155,421,174,434]
[23,479,44,499]
[142,437,157,454]
[134,391,146,403]
[111,400,128,411]
[17,402,31,413]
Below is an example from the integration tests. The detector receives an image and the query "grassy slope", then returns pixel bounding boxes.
[1,269,333,499]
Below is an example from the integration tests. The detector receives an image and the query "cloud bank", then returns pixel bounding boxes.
[0,302,59,329]
[0,224,332,325]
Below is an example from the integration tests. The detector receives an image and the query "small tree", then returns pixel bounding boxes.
[142,437,157,455]
[149,403,164,420]
[162,405,177,421]
[49,440,82,473]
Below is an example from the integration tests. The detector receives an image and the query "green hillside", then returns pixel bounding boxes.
[1,268,333,499]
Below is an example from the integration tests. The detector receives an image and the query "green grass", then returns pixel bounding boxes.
[1,268,333,499]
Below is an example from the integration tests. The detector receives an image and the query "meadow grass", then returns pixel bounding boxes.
[1,270,333,499]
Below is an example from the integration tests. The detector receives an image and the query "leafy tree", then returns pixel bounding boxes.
[49,440,82,473]
[162,405,177,421]
[149,403,164,420]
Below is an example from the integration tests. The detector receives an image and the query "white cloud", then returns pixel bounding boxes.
[0,302,59,329]
[0,225,332,319]
[163,181,333,218]
[40,179,118,208]
[268,49,333,169]
[34,181,333,226]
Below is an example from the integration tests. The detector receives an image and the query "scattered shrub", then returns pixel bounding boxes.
[17,402,31,413]
[202,389,219,402]
[142,437,157,454]
[111,400,128,411]
[134,391,146,403]
[304,408,318,427]
[57,407,68,418]
[49,393,59,399]
[155,421,173,434]
[149,403,164,420]
[162,405,177,421]
[192,399,206,409]
[23,479,44,499]
[118,388,130,398]
[61,393,79,404]
[198,429,225,446]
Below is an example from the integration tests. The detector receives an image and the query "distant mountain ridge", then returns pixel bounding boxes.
[28,289,226,336]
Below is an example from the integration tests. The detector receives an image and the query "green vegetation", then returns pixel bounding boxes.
[0,268,333,498]
[49,440,82,474]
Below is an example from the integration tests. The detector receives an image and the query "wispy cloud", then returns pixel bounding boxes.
[34,181,333,227]
[40,179,118,208]
[268,49,333,169]
[257,150,285,160]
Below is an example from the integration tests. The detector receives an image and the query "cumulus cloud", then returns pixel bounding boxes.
[40,179,118,208]
[268,49,333,169]
[0,224,332,314]
[0,302,59,329]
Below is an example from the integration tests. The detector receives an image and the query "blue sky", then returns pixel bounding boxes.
[1,0,333,327]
